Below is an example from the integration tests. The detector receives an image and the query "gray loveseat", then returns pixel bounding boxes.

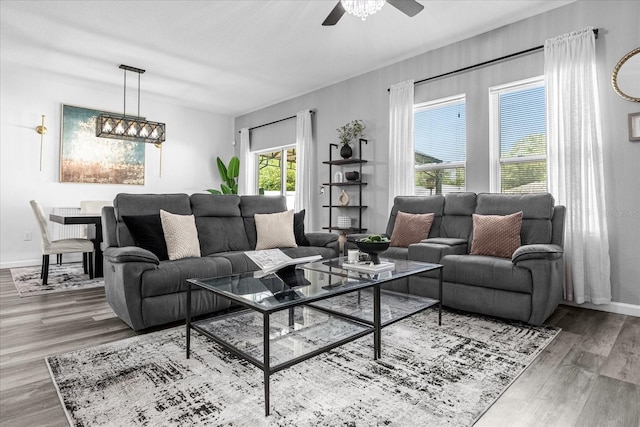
[101,193,339,331]
[350,192,565,325]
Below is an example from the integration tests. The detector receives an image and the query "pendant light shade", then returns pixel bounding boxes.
[96,64,166,144]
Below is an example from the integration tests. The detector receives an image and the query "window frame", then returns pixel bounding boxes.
[413,93,467,195]
[254,144,296,207]
[489,76,546,193]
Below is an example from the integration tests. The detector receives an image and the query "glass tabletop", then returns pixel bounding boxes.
[187,257,441,314]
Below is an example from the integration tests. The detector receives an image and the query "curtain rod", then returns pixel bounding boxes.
[387,28,599,92]
[238,110,315,133]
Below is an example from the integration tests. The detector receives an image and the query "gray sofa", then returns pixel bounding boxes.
[101,193,339,331]
[349,192,565,325]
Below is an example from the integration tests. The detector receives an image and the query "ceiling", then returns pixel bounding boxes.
[1,1,574,117]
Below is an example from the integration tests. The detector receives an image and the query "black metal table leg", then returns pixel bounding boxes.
[263,312,270,416]
[186,280,191,359]
[438,267,443,326]
[374,285,381,359]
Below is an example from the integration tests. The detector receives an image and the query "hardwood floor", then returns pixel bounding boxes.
[1,267,638,426]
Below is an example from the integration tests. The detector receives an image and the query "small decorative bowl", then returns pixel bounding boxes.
[355,240,390,264]
[345,171,360,181]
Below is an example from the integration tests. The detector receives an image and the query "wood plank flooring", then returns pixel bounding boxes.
[1,268,638,426]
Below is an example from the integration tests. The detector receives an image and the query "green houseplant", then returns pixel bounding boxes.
[336,120,365,159]
[206,156,240,195]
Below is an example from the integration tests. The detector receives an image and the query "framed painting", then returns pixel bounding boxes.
[60,104,145,184]
[629,112,640,142]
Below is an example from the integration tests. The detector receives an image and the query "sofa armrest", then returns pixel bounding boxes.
[305,232,339,247]
[512,244,563,264]
[408,241,468,264]
[104,246,160,265]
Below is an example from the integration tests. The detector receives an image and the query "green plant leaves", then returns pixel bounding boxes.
[210,156,240,195]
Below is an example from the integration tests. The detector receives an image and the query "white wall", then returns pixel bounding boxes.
[235,0,640,307]
[0,64,234,267]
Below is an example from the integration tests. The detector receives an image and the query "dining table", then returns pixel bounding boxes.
[49,213,104,278]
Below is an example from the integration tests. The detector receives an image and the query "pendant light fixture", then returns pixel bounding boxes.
[96,64,166,144]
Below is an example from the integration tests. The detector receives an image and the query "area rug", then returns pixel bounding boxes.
[10,262,104,296]
[46,296,559,426]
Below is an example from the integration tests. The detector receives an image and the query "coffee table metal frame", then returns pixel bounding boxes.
[185,257,443,416]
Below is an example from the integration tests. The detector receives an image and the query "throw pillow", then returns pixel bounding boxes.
[470,211,523,258]
[294,209,310,246]
[122,214,169,261]
[390,211,435,247]
[254,210,297,250]
[160,210,201,260]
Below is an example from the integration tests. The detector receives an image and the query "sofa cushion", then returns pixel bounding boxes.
[390,212,434,247]
[378,246,408,260]
[442,254,532,294]
[470,211,523,258]
[386,196,444,238]
[190,194,252,255]
[241,196,288,249]
[441,192,477,242]
[114,193,192,247]
[294,210,310,246]
[160,210,201,260]
[476,193,553,245]
[122,214,169,261]
[255,210,297,250]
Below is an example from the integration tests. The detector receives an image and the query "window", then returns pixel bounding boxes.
[414,95,466,195]
[257,147,296,209]
[490,77,547,193]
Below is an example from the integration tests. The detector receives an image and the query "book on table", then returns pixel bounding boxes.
[341,261,396,273]
[244,249,322,276]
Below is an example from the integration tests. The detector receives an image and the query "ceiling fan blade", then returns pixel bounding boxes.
[387,0,424,17]
[322,1,346,26]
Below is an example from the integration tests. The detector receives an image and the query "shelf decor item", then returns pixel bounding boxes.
[345,171,359,181]
[336,119,365,159]
[338,189,350,206]
[337,216,352,228]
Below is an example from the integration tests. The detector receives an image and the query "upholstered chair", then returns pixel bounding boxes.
[29,200,95,285]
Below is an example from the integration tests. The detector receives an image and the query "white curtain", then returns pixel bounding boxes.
[545,27,611,304]
[238,128,257,195]
[295,110,313,221]
[388,79,415,213]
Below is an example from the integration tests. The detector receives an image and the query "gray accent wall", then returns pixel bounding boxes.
[235,1,640,306]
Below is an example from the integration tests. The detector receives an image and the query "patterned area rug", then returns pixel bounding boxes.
[46,296,559,426]
[10,262,104,296]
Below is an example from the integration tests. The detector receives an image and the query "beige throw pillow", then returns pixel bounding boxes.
[254,210,297,250]
[390,211,435,247]
[160,210,201,260]
[470,211,523,258]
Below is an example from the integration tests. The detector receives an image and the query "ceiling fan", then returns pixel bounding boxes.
[322,0,424,26]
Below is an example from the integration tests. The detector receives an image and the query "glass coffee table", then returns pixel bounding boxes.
[186,257,443,416]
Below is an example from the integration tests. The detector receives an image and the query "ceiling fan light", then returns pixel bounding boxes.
[341,0,385,21]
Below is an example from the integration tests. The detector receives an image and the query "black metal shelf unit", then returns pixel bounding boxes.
[322,139,368,234]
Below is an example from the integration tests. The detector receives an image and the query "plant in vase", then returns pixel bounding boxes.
[336,119,365,159]
[206,156,239,194]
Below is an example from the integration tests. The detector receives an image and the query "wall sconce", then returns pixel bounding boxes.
[35,115,47,171]
[155,142,163,177]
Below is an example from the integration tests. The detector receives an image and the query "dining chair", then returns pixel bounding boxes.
[29,200,95,285]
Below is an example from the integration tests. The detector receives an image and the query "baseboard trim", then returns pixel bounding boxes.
[1,256,83,270]
[561,300,640,317]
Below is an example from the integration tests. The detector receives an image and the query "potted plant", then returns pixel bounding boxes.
[336,119,365,159]
[206,156,239,194]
